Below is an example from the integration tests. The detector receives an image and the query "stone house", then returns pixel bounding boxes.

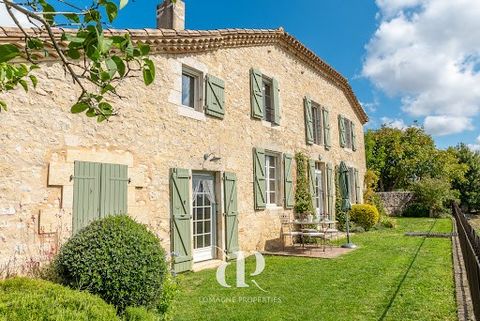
[0,0,368,273]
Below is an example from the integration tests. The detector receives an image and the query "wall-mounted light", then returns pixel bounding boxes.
[204,153,222,162]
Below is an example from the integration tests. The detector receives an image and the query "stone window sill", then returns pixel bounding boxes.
[261,120,281,130]
[266,204,283,210]
[177,105,206,122]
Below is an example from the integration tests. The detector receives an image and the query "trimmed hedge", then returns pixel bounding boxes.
[0,277,119,321]
[55,215,168,312]
[350,204,380,231]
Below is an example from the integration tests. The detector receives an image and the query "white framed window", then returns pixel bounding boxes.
[265,152,281,206]
[262,76,275,123]
[181,65,203,111]
[312,102,323,145]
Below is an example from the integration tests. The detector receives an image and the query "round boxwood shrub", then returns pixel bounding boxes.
[350,204,380,231]
[55,215,168,312]
[0,277,119,321]
[402,202,430,217]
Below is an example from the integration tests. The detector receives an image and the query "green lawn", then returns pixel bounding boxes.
[173,218,456,321]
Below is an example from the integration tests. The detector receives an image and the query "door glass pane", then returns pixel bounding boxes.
[196,221,203,235]
[204,234,211,247]
[195,194,203,206]
[197,207,204,220]
[204,207,211,220]
[196,235,204,248]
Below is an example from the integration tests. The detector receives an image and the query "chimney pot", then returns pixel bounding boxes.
[156,0,185,30]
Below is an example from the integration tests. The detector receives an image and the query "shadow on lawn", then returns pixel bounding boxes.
[378,219,438,321]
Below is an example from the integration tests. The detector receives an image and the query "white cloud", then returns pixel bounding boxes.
[360,100,379,113]
[424,115,473,136]
[363,0,480,136]
[0,4,33,27]
[467,135,480,151]
[380,117,408,130]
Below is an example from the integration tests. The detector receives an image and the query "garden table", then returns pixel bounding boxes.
[289,220,338,251]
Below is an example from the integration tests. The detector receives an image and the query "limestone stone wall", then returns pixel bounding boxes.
[0,43,367,271]
[377,192,414,216]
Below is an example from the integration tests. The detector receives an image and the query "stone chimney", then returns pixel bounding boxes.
[156,0,185,30]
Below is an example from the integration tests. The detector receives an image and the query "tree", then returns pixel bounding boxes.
[411,177,459,217]
[365,126,438,191]
[451,143,480,212]
[0,0,156,122]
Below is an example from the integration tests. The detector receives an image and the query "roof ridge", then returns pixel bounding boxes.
[0,26,368,123]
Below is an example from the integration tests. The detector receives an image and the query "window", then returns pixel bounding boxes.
[181,66,202,110]
[312,102,323,145]
[341,117,355,150]
[262,77,275,123]
[265,154,280,205]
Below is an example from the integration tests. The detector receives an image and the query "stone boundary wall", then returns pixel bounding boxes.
[377,191,414,216]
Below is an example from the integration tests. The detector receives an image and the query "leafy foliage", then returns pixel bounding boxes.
[378,216,396,229]
[123,306,161,321]
[363,169,387,217]
[55,215,168,312]
[451,143,480,212]
[365,126,466,191]
[0,0,155,122]
[411,177,459,217]
[402,202,430,218]
[0,277,119,320]
[294,152,314,217]
[350,204,380,231]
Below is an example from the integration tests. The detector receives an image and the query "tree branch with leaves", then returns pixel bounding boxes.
[0,0,156,122]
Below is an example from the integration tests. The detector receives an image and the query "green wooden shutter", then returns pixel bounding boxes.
[284,154,294,209]
[73,161,101,233]
[304,97,313,145]
[99,163,128,218]
[308,159,316,209]
[253,148,266,210]
[250,68,264,119]
[339,115,346,148]
[354,168,360,203]
[326,163,334,219]
[323,108,331,150]
[224,172,239,259]
[272,78,280,125]
[351,122,357,151]
[170,168,193,273]
[205,74,225,119]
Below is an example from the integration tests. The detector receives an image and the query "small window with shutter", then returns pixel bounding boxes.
[250,68,280,125]
[340,116,356,150]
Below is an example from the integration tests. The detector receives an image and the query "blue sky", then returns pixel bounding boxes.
[2,0,478,149]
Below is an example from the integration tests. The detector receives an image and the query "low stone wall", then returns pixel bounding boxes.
[377,191,414,216]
